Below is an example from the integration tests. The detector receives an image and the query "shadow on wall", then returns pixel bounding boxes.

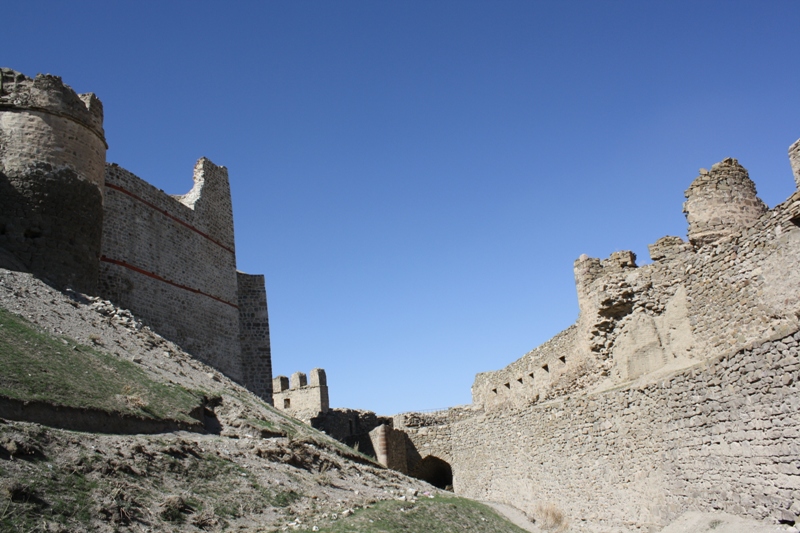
[0,167,103,294]
[379,427,454,490]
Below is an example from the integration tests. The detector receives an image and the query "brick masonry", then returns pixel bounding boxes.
[99,161,244,382]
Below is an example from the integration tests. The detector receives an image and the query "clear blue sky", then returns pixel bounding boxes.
[5,2,800,414]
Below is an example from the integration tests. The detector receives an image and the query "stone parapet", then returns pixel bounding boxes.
[273,368,329,422]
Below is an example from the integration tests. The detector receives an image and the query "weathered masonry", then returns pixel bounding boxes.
[0,68,273,402]
[273,368,329,421]
[382,142,800,528]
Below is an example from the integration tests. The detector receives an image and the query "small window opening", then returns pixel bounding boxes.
[790,216,800,228]
[517,378,523,384]
[503,382,510,389]
[542,364,549,373]
[348,420,354,434]
[528,372,534,379]
[283,398,291,409]
[491,388,497,394]
[559,356,566,364]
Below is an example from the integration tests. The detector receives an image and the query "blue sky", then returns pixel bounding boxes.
[5,2,800,414]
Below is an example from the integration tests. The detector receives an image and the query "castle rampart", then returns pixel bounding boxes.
[0,68,274,402]
[386,141,800,526]
[99,161,244,381]
[0,68,107,294]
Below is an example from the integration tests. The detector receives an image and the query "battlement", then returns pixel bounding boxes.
[0,68,105,142]
[272,368,329,421]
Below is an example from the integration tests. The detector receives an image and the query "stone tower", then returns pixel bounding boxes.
[0,68,107,294]
[683,158,767,246]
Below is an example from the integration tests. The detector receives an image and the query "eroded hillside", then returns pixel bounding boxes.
[0,268,531,533]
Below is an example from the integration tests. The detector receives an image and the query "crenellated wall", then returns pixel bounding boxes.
[421,330,800,528]
[272,368,329,421]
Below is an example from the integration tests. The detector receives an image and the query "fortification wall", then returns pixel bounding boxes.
[440,330,800,528]
[99,161,244,381]
[314,408,391,458]
[0,68,106,294]
[393,146,800,525]
[237,272,273,402]
[474,161,800,412]
[0,66,274,402]
[273,369,329,421]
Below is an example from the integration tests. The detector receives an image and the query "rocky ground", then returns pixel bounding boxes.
[0,267,536,532]
[0,266,797,533]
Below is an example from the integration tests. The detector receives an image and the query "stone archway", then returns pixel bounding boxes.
[414,455,453,490]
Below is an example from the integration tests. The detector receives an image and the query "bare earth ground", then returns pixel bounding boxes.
[0,266,797,533]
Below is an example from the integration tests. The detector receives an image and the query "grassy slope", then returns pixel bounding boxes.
[0,303,534,532]
[0,307,202,424]
[316,495,532,533]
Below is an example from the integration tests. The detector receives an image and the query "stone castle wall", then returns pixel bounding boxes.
[273,369,329,421]
[0,68,107,294]
[433,330,800,527]
[473,165,800,412]
[237,272,273,402]
[391,145,800,526]
[99,161,244,381]
[0,67,273,400]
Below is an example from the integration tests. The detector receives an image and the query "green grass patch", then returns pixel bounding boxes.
[0,306,202,423]
[315,495,532,533]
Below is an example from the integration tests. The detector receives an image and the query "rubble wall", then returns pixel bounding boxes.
[447,330,800,527]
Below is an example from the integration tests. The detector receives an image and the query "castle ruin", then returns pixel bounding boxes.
[6,66,800,529]
[0,68,273,401]
[373,142,800,528]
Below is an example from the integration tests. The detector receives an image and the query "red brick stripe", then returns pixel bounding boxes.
[100,256,238,309]
[105,183,235,254]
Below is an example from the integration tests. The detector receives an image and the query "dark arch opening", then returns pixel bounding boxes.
[415,456,453,490]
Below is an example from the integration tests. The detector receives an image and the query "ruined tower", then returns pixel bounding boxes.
[0,68,107,294]
[683,158,767,246]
